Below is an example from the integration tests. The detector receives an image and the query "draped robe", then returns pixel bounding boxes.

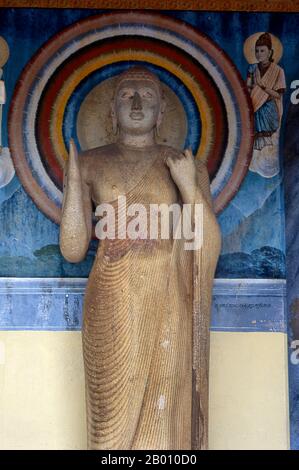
[82,145,221,450]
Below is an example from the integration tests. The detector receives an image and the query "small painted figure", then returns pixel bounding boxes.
[247,33,286,177]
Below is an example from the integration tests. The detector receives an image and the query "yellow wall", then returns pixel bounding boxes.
[209,331,289,450]
[0,331,289,450]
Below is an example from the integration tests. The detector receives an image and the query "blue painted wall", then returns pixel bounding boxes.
[284,101,299,450]
[0,8,294,278]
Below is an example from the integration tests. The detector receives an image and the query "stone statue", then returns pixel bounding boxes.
[59,66,221,450]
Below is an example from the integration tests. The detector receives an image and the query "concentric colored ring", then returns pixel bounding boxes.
[9,12,253,223]
[36,38,227,190]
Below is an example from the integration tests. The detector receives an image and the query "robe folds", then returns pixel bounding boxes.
[82,147,221,450]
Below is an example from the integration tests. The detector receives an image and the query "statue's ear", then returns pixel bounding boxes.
[156,96,166,137]
[111,100,118,135]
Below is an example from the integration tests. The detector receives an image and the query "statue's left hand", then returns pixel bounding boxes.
[166,148,197,203]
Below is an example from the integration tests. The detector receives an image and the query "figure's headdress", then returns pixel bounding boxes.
[255,32,272,49]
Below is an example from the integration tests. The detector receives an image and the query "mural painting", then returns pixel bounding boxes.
[0,6,297,448]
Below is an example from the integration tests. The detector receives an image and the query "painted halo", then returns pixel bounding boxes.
[243,32,283,65]
[0,36,9,68]
[9,12,254,224]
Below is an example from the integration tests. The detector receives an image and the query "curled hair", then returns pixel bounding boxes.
[113,66,163,99]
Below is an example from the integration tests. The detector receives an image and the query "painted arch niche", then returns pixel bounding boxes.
[9,11,253,224]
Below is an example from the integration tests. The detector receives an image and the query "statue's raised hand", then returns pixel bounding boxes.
[166,148,197,203]
[60,139,91,263]
[65,138,81,183]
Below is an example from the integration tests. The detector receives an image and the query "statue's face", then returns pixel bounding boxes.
[114,79,161,136]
